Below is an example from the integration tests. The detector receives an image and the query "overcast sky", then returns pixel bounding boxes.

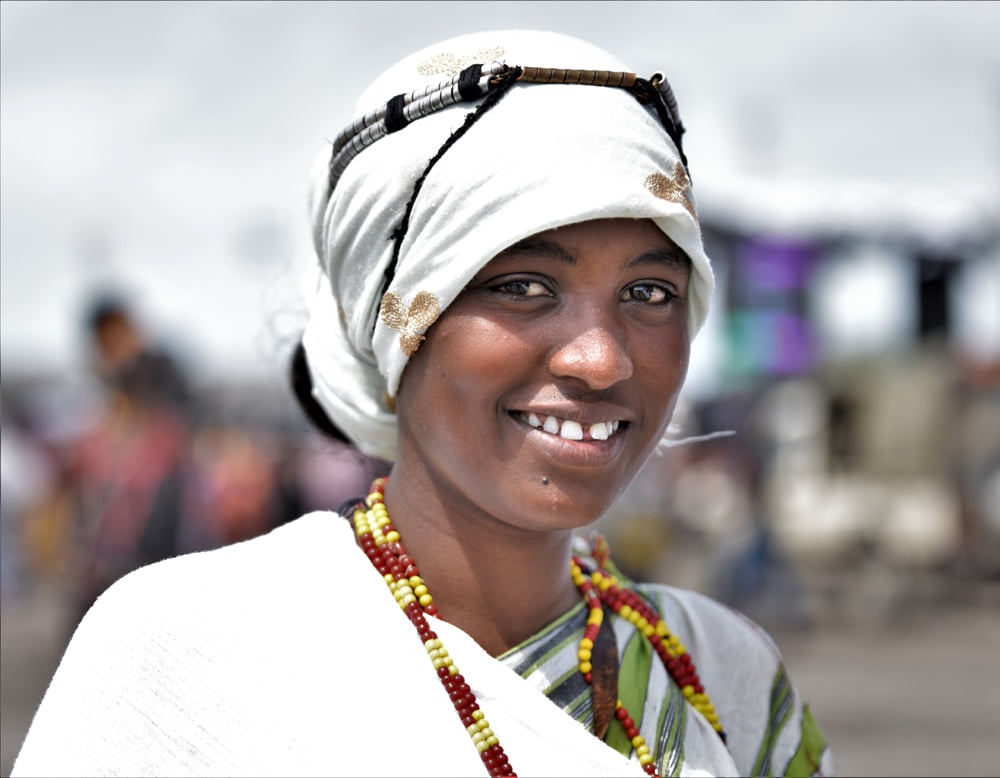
[2,1,998,385]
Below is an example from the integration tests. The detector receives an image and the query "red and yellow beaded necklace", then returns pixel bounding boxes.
[350,478,726,778]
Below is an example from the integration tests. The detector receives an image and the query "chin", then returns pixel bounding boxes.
[512,477,625,533]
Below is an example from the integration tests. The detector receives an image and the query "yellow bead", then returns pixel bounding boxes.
[580,638,594,650]
[639,753,654,766]
[642,624,655,637]
[418,594,434,607]
[414,584,428,597]
[620,605,633,619]
[682,685,694,698]
[409,575,422,587]
[467,724,481,737]
[385,530,400,543]
[480,728,494,739]
[474,739,490,753]
[578,648,592,662]
[636,616,649,631]
[631,735,644,748]
[486,736,499,748]
[579,661,592,674]
[636,744,650,757]
[472,710,484,721]
[655,622,669,636]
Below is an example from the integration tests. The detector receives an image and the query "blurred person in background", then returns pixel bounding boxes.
[14,30,833,777]
[66,295,196,623]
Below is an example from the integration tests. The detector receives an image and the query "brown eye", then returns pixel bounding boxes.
[495,279,550,297]
[622,283,671,304]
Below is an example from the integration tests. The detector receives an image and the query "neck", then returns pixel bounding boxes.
[380,470,581,657]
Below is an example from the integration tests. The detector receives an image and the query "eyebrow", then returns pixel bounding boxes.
[496,237,691,271]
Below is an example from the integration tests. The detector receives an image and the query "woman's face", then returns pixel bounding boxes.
[395,217,691,533]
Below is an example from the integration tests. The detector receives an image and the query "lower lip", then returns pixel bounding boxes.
[514,418,625,469]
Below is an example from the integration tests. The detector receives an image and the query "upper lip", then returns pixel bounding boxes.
[509,401,635,428]
[510,400,635,424]
[514,407,631,425]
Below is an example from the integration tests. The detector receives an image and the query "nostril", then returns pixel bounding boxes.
[549,327,633,390]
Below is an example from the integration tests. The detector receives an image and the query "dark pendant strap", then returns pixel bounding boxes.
[590,603,620,741]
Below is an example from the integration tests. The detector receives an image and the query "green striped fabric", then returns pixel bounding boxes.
[497,551,819,777]
[498,579,691,776]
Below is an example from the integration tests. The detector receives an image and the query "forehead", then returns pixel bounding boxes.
[489,218,691,273]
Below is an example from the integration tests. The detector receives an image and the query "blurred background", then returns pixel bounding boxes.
[2,1,998,775]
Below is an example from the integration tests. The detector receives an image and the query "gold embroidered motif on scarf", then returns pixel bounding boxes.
[416,46,506,77]
[380,290,441,356]
[644,162,698,223]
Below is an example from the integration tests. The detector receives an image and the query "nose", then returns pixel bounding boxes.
[548,312,634,391]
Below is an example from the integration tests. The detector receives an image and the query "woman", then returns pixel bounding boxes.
[13,30,833,777]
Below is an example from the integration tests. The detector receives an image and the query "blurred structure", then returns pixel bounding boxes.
[601,212,1000,632]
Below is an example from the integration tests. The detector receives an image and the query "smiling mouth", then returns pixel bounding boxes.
[517,412,625,442]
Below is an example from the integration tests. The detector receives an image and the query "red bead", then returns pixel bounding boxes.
[622,716,634,729]
[615,707,628,721]
[626,726,639,739]
[583,672,592,684]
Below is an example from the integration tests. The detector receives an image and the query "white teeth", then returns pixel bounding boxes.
[589,422,610,441]
[560,420,584,440]
[523,412,621,440]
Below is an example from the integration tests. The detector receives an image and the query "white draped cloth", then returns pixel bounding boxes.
[13,514,832,777]
[302,29,716,462]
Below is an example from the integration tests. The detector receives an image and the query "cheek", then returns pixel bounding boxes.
[638,329,690,411]
[433,317,532,389]
[398,317,526,413]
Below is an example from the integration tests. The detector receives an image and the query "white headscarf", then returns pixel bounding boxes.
[303,29,715,462]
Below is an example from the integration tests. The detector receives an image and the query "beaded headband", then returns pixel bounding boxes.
[327,63,690,194]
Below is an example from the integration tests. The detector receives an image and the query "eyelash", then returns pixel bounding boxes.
[489,278,677,305]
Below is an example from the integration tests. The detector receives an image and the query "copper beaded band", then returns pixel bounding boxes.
[327,63,686,194]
